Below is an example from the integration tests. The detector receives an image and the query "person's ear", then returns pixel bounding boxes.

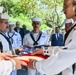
[73,6,76,16]
[74,6,76,16]
[73,0,76,16]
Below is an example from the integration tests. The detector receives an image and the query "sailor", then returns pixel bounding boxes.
[61,18,75,75]
[6,22,22,50]
[23,17,50,75]
[0,11,13,54]
[0,6,26,75]
[27,0,76,75]
[23,18,49,46]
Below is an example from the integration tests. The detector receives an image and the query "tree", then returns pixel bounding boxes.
[0,0,65,29]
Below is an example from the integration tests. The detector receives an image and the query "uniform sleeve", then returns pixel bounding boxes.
[35,49,76,75]
[0,60,16,75]
[65,30,76,50]
[43,46,61,56]
[17,33,22,47]
[44,34,50,46]
[23,35,28,45]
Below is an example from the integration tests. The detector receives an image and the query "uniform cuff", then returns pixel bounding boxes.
[33,60,37,69]
[10,59,16,70]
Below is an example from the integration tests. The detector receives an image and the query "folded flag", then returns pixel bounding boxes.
[17,54,49,64]
[19,45,48,55]
[18,45,49,64]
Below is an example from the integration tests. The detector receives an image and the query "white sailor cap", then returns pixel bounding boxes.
[64,18,74,24]
[0,13,9,19]
[62,18,75,29]
[31,18,42,22]
[0,7,4,13]
[9,22,15,25]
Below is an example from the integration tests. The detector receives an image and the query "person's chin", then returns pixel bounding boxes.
[66,16,71,19]
[4,29,6,32]
[65,14,72,19]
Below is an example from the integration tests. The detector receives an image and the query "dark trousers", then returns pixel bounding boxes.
[17,66,28,75]
[57,72,62,75]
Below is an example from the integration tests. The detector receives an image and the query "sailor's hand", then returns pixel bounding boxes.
[11,58,27,70]
[0,56,4,60]
[0,53,13,60]
[27,59,36,69]
[31,48,44,55]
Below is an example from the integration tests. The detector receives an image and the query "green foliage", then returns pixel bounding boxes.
[9,13,50,30]
[0,0,65,30]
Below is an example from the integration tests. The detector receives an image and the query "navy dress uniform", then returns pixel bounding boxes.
[62,19,75,75]
[23,31,49,47]
[6,22,22,50]
[0,6,27,75]
[23,18,50,75]
[0,13,13,54]
[6,22,22,75]
[0,7,15,75]
[45,20,76,75]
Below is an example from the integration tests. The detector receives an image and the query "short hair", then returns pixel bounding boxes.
[55,27,60,30]
[16,21,20,25]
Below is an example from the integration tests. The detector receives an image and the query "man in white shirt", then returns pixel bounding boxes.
[6,22,22,50]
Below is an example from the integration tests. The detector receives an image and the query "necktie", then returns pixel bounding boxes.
[57,34,59,40]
